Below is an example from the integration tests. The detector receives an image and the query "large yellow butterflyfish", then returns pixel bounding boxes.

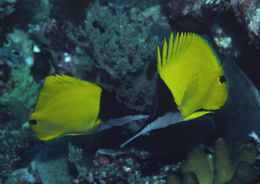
[29,74,148,141]
[121,32,228,148]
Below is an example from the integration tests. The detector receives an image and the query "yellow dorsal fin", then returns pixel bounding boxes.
[158,33,222,75]
[43,74,97,93]
[33,75,100,112]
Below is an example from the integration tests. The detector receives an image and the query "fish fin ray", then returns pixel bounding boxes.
[98,114,149,132]
[120,112,184,148]
[33,75,101,112]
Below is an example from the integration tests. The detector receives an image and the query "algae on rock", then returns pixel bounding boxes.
[0,64,41,122]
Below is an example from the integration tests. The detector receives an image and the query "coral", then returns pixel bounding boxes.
[167,138,259,184]
[29,0,171,112]
[165,0,229,20]
[228,161,258,184]
[182,172,199,184]
[68,142,88,179]
[0,62,40,179]
[0,0,17,19]
[81,1,156,80]
[0,25,40,183]
[4,167,41,184]
[0,123,36,179]
[7,29,35,66]
[0,57,11,96]
[163,0,260,50]
[166,174,181,184]
[213,139,234,184]
[0,63,40,121]
[181,148,214,184]
[0,37,24,67]
[231,0,260,41]
[70,147,179,184]
[0,29,40,121]
[69,0,169,112]
[0,129,22,178]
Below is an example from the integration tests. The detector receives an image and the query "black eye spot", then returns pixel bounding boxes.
[3,39,11,47]
[29,120,37,125]
[11,50,21,56]
[220,75,226,83]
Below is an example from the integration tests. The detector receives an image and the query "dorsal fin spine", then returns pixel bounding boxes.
[167,33,174,60]
[163,38,167,68]
[157,46,162,73]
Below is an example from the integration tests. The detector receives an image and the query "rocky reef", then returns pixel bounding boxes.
[0,0,260,183]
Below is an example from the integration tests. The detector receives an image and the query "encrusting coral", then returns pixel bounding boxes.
[167,138,259,184]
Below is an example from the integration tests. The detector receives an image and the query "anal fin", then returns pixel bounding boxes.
[120,112,184,148]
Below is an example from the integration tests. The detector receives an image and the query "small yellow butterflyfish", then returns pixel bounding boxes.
[29,75,102,141]
[121,32,228,148]
[29,74,148,141]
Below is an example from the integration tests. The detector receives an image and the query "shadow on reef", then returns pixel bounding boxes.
[166,138,260,184]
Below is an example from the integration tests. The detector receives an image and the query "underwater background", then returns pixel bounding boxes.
[0,0,260,183]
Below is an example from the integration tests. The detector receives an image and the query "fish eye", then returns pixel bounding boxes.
[3,39,11,47]
[219,75,226,83]
[29,120,37,125]
[11,50,21,56]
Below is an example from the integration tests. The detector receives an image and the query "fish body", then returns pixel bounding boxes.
[30,32,228,144]
[157,32,228,120]
[29,75,148,141]
[30,75,102,141]
[121,32,228,147]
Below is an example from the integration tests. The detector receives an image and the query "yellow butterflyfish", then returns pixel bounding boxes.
[29,75,102,141]
[157,32,228,120]
[29,74,148,141]
[121,32,228,148]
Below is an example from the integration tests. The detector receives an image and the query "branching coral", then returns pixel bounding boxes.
[68,0,166,112]
[30,0,171,112]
